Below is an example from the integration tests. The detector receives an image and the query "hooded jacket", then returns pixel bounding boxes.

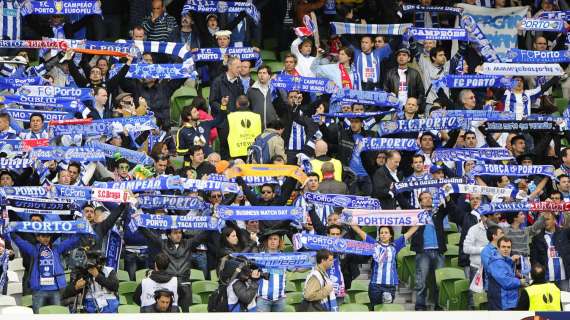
[487,254,521,310]
[134,270,179,307]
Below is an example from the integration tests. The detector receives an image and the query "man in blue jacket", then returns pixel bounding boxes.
[488,237,526,310]
[8,231,82,313]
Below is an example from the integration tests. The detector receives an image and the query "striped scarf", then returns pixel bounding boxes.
[330,22,411,35]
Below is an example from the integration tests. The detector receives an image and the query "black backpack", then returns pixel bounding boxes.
[247,132,277,164]
[207,284,230,312]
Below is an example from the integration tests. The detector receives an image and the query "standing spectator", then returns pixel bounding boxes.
[251,119,287,164]
[372,151,409,209]
[517,263,562,311]
[175,13,201,48]
[488,237,526,310]
[384,48,425,109]
[318,162,348,195]
[301,249,337,312]
[248,65,277,129]
[141,0,178,42]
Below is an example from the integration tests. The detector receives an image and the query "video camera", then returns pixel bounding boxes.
[68,248,106,272]
[220,255,269,284]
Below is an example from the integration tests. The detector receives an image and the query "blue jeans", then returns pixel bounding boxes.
[32,290,61,314]
[414,250,445,311]
[84,298,119,313]
[191,251,210,280]
[368,283,396,307]
[256,297,285,312]
[124,251,150,281]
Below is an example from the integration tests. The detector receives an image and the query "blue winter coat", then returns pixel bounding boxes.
[487,254,521,310]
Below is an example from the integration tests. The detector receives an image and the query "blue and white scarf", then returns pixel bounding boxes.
[216,205,303,221]
[3,108,72,123]
[293,233,375,256]
[133,213,220,231]
[312,110,396,123]
[330,22,412,36]
[469,164,556,178]
[333,89,401,107]
[357,138,419,152]
[193,47,260,62]
[86,141,155,166]
[393,177,467,193]
[460,15,502,63]
[520,19,565,32]
[537,10,570,21]
[182,178,241,193]
[430,109,516,121]
[448,184,514,198]
[304,192,381,209]
[20,0,102,16]
[477,202,531,215]
[0,95,86,114]
[17,85,93,101]
[378,117,468,136]
[105,227,122,271]
[0,186,49,198]
[432,148,513,162]
[340,209,430,226]
[182,0,261,24]
[505,48,570,63]
[92,176,182,192]
[432,75,513,90]
[108,63,195,79]
[0,158,34,169]
[271,75,338,94]
[408,27,468,41]
[484,121,559,132]
[232,252,316,268]
[401,4,463,15]
[49,121,112,137]
[6,219,95,235]
[481,62,564,76]
[0,76,45,90]
[29,146,105,162]
[5,196,73,215]
[0,252,8,291]
[138,195,206,211]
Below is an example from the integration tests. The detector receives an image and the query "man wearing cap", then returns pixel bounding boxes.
[384,47,425,108]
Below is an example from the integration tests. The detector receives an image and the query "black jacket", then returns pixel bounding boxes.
[372,165,410,210]
[140,229,195,280]
[530,228,570,273]
[384,67,425,107]
[209,73,245,120]
[410,199,457,254]
[62,267,119,301]
[81,203,128,251]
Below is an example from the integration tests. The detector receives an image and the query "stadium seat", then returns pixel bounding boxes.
[285,281,297,292]
[444,245,459,267]
[447,222,458,234]
[170,85,198,126]
[118,281,138,305]
[0,295,16,306]
[260,49,276,61]
[283,304,296,312]
[116,269,130,282]
[451,279,470,310]
[192,280,218,302]
[266,61,284,74]
[118,304,140,313]
[556,97,569,114]
[353,292,371,307]
[0,306,34,314]
[201,86,210,100]
[285,291,303,305]
[447,233,460,246]
[192,294,202,305]
[339,303,369,312]
[20,295,32,307]
[397,245,413,286]
[119,295,128,305]
[38,305,70,314]
[346,279,369,302]
[135,269,150,283]
[190,269,206,282]
[210,270,218,282]
[189,303,209,313]
[435,267,466,310]
[450,257,459,268]
[373,304,405,311]
[473,292,488,310]
[401,248,417,289]
[288,271,309,291]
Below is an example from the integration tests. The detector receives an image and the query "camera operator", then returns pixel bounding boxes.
[141,289,179,313]
[63,250,119,313]
[227,259,261,312]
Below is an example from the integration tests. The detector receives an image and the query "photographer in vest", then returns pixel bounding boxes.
[301,249,337,312]
[141,289,179,313]
[517,263,561,311]
[134,252,179,311]
[62,250,119,313]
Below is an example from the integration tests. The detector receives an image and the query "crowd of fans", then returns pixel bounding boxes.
[1,0,570,314]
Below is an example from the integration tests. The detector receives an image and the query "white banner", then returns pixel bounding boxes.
[481,63,564,76]
[456,4,530,58]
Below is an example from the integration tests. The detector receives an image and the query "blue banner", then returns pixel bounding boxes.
[432,75,513,90]
[0,95,86,114]
[304,192,381,209]
[87,141,155,166]
[21,0,102,16]
[29,146,105,162]
[358,138,419,152]
[470,164,556,178]
[232,252,316,268]
[182,178,241,193]
[134,213,220,231]
[0,77,45,90]
[333,89,400,107]
[108,63,195,80]
[312,110,396,123]
[521,18,565,32]
[182,0,261,24]
[271,75,338,94]
[6,219,95,235]
[92,176,182,192]
[477,202,531,215]
[505,48,570,63]
[138,195,206,211]
[430,109,516,121]
[393,177,467,193]
[17,86,93,101]
[401,4,463,15]
[409,27,468,41]
[105,227,122,271]
[50,121,113,137]
[193,47,260,62]
[0,186,49,198]
[293,233,375,256]
[5,196,73,215]
[378,117,468,136]
[0,158,34,169]
[4,108,72,123]
[216,205,304,221]
[432,148,513,162]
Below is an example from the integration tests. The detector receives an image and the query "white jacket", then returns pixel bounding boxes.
[463,222,489,269]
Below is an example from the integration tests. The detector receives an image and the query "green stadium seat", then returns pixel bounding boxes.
[451,279,470,310]
[192,280,219,302]
[285,281,297,292]
[189,304,209,313]
[135,269,150,283]
[38,305,69,314]
[353,292,371,307]
[473,292,488,310]
[447,233,460,246]
[20,295,32,307]
[286,291,303,305]
[288,271,310,291]
[339,303,369,312]
[190,269,205,282]
[116,269,130,282]
[192,294,202,305]
[435,267,466,310]
[283,304,296,312]
[444,245,459,267]
[373,304,405,311]
[119,295,128,305]
[346,279,369,302]
[210,270,218,282]
[118,281,138,305]
[118,304,140,313]
[260,49,276,61]
[170,85,198,126]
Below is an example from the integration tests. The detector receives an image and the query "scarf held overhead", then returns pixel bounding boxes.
[330,22,412,36]
[86,141,155,166]
[304,192,381,209]
[341,209,428,226]
[137,195,206,210]
[505,48,570,63]
[480,63,564,76]
[393,177,467,193]
[216,205,304,221]
[133,213,220,231]
[431,148,513,162]
[469,164,556,178]
[182,0,261,24]
[92,176,182,192]
[293,233,375,256]
[227,164,308,184]
[231,252,316,269]
[378,117,468,136]
[20,0,102,16]
[5,196,73,215]
[108,63,195,79]
[6,219,95,235]
[271,75,338,94]
[357,138,419,152]
[408,27,468,41]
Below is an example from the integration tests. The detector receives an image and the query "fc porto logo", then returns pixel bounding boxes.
[18,87,32,96]
[325,80,337,94]
[217,1,228,13]
[332,238,347,251]
[381,121,399,133]
[331,196,351,207]
[505,50,518,60]
[54,1,64,14]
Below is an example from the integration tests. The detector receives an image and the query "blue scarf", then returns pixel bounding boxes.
[216,205,303,221]
[108,63,196,79]
[182,0,261,24]
[18,85,93,101]
[521,18,565,32]
[432,75,513,90]
[293,233,375,256]
[506,48,570,63]
[432,148,513,162]
[0,76,45,89]
[134,213,220,231]
[378,117,468,136]
[537,10,570,21]
[50,121,112,137]
[304,192,381,209]
[193,47,261,62]
[333,89,400,108]
[231,252,316,268]
[0,158,34,169]
[138,195,206,211]
[408,27,468,41]
[86,141,155,166]
[341,209,431,226]
[1,95,86,114]
[0,186,49,198]
[29,146,105,162]
[401,4,463,15]
[92,176,182,192]
[271,75,338,94]
[484,121,559,132]
[5,196,73,215]
[7,219,95,235]
[431,109,516,121]
[105,227,122,271]
[358,138,419,152]
[470,164,556,178]
[80,40,193,61]
[393,177,467,193]
[312,110,396,123]
[182,178,241,193]
[477,202,530,215]
[53,185,93,201]
[330,22,411,36]
[449,183,515,198]
[21,0,102,16]
[38,245,56,289]
[0,252,8,291]
[460,15,502,63]
[4,108,72,123]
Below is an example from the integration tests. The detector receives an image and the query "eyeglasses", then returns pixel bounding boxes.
[261,190,273,194]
